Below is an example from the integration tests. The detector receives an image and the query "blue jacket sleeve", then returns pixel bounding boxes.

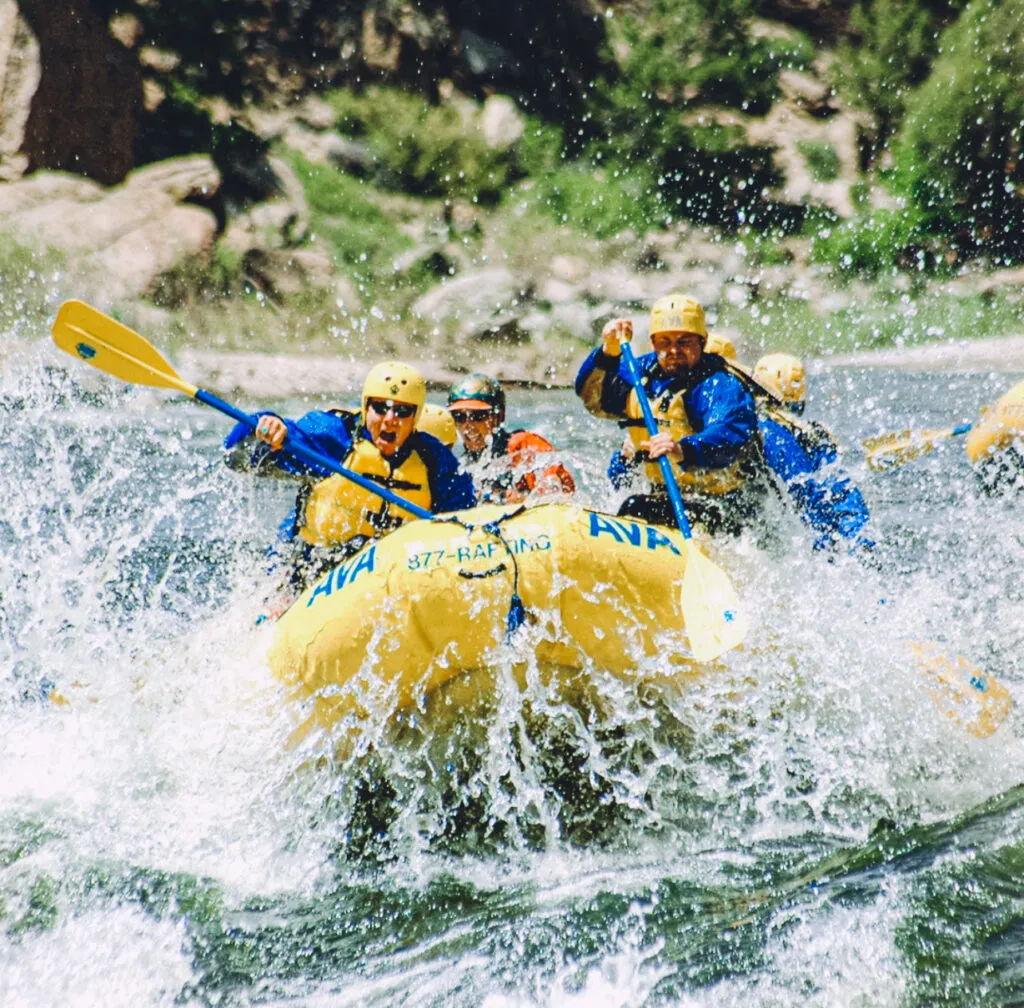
[761,417,872,548]
[608,450,632,490]
[223,410,355,479]
[415,433,477,512]
[679,372,758,469]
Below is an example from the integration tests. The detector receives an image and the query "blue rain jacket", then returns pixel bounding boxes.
[576,348,757,469]
[224,409,476,542]
[759,415,873,553]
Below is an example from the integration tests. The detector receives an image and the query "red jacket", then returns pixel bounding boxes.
[505,430,577,497]
[469,427,577,502]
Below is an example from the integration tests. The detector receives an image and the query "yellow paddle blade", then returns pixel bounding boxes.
[863,427,956,471]
[680,540,747,663]
[908,641,1013,738]
[51,300,197,397]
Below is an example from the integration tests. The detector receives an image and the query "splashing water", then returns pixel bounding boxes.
[1,341,1023,1006]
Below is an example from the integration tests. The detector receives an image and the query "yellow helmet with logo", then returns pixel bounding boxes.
[754,353,807,408]
[704,332,737,361]
[417,403,457,446]
[649,294,708,341]
[361,361,427,421]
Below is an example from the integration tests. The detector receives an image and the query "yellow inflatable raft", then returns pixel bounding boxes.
[269,502,707,739]
[966,379,1024,463]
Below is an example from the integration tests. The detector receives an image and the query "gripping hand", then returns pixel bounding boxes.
[600,318,632,357]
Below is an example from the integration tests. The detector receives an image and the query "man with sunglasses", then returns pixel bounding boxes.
[576,293,772,535]
[225,361,474,589]
[447,373,576,504]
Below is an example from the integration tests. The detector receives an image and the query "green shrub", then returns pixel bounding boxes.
[151,244,247,308]
[832,0,935,160]
[894,0,1024,261]
[326,87,519,204]
[587,0,796,232]
[810,208,928,278]
[602,0,779,114]
[517,120,568,178]
[527,161,662,240]
[0,237,65,329]
[755,28,816,73]
[797,140,841,182]
[280,150,410,279]
[850,181,872,212]
[718,281,1024,357]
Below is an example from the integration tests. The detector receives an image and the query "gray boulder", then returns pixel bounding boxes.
[0,0,39,181]
[0,154,220,301]
[411,268,534,339]
[479,95,524,150]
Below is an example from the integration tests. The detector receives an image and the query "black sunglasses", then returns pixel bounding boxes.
[450,408,494,423]
[367,399,417,419]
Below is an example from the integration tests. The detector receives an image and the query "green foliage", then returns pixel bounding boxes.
[850,181,872,212]
[151,245,247,308]
[281,150,411,280]
[527,161,662,240]
[0,237,65,331]
[894,0,1024,261]
[832,0,935,158]
[809,208,928,278]
[718,280,1024,357]
[588,0,797,233]
[755,29,816,73]
[517,120,568,178]
[797,140,841,182]
[605,0,779,114]
[9,874,58,934]
[327,87,520,204]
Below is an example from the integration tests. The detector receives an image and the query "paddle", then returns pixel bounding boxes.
[618,339,746,663]
[908,642,1012,739]
[863,423,973,471]
[50,300,433,521]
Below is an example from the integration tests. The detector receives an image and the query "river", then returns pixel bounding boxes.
[0,343,1022,1006]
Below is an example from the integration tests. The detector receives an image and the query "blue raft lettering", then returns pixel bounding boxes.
[306,545,376,606]
[307,567,336,606]
[588,512,642,546]
[645,526,681,556]
[348,546,376,583]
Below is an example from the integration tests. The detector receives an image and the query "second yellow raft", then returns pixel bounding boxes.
[966,378,1024,463]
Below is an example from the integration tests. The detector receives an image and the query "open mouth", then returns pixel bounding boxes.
[379,430,397,443]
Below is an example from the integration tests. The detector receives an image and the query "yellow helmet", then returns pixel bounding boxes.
[417,403,457,446]
[361,361,427,421]
[704,332,737,361]
[649,294,708,340]
[754,353,807,408]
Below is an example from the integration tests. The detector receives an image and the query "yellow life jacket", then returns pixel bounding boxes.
[299,436,433,547]
[624,384,752,496]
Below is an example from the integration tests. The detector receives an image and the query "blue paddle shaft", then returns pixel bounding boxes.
[617,342,694,540]
[194,388,434,521]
